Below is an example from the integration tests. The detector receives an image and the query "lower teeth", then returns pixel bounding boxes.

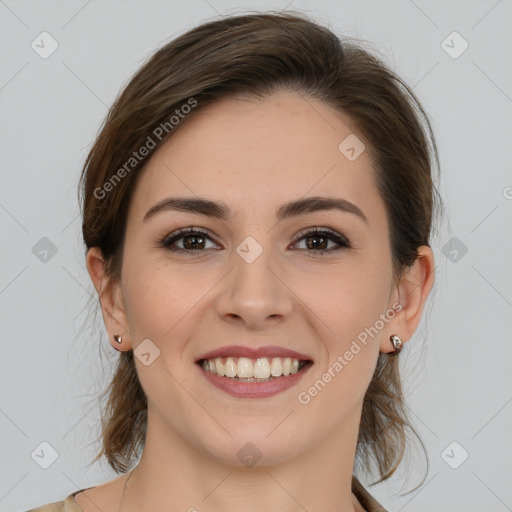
[225,376,280,382]
[220,365,307,382]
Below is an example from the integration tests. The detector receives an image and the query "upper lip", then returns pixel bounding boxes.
[196,345,313,363]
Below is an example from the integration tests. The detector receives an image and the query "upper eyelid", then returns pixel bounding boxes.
[294,226,347,239]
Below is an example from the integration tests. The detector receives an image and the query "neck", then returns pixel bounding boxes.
[118,406,362,512]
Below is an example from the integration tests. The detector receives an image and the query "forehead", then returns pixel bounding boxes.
[128,90,386,227]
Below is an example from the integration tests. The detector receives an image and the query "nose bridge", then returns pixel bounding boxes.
[216,230,293,326]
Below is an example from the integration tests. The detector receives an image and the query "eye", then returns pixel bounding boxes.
[290,227,352,256]
[158,228,219,254]
[158,226,352,255]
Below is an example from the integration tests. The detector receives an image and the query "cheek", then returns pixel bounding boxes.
[121,253,185,341]
[121,254,224,357]
[296,251,393,405]
[297,275,387,420]
[299,253,393,341]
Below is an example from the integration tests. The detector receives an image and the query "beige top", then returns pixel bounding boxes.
[24,476,387,512]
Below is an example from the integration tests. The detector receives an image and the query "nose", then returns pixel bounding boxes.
[215,237,294,329]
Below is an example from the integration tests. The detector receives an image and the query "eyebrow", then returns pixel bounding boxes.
[143,195,368,224]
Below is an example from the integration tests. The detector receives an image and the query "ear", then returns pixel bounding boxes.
[380,245,435,353]
[86,247,132,351]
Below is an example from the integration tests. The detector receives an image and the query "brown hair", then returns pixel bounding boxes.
[79,11,441,484]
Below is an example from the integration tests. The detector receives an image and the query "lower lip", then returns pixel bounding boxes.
[197,363,313,398]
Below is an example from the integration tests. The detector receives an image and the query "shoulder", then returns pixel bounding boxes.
[352,475,388,512]
[22,491,83,512]
[25,473,129,512]
[22,501,65,512]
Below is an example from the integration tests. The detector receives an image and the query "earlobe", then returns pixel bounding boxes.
[86,247,131,351]
[380,245,435,353]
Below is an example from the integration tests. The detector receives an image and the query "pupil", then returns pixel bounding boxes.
[307,236,327,250]
[184,235,204,250]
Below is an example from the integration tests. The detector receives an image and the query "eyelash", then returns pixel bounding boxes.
[158,226,352,256]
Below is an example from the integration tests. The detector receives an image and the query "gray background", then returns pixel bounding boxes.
[1,1,511,511]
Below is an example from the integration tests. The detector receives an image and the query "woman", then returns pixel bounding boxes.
[27,10,439,512]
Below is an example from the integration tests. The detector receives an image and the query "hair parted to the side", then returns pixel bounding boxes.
[79,10,441,485]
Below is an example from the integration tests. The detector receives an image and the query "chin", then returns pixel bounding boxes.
[197,424,308,469]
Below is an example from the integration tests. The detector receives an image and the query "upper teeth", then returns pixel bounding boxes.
[201,356,304,378]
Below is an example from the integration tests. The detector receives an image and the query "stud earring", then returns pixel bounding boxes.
[113,334,123,351]
[389,334,403,355]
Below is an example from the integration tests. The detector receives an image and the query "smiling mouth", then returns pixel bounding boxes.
[197,356,313,382]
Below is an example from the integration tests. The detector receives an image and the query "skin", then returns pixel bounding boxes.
[83,90,434,512]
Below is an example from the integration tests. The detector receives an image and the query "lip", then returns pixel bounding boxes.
[197,360,313,398]
[195,345,313,363]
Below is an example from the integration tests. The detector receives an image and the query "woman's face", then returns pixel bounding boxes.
[98,90,416,466]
